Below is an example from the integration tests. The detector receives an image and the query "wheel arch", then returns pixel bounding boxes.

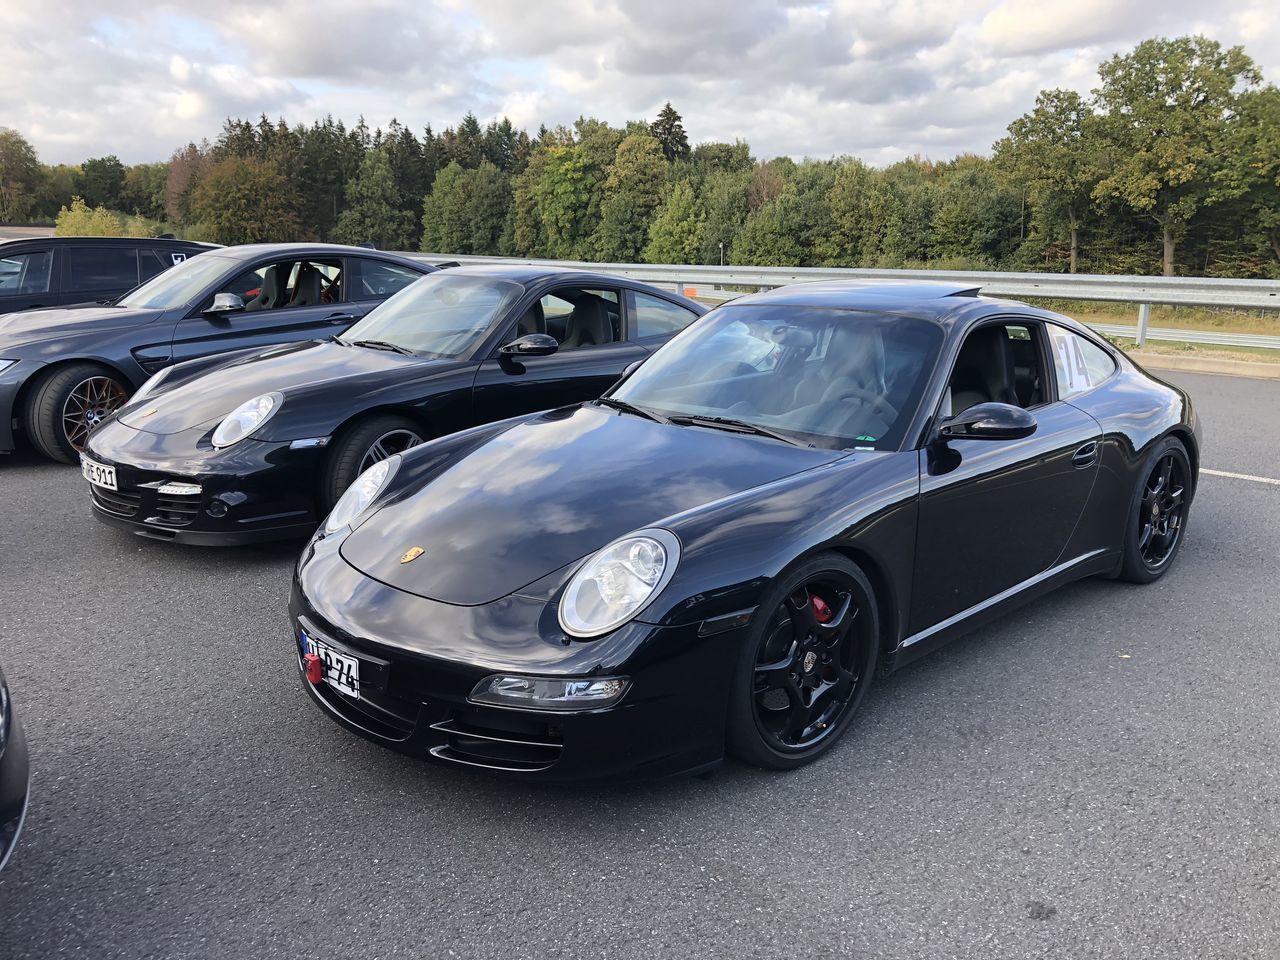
[327,403,436,449]
[1167,425,1199,498]
[785,541,901,655]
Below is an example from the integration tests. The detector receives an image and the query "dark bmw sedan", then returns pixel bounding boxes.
[0,664,29,871]
[83,266,705,544]
[288,281,1200,780]
[0,243,433,463]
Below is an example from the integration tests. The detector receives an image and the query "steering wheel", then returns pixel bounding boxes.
[833,383,900,424]
[320,273,340,304]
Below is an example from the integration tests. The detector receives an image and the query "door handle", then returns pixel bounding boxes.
[324,313,356,324]
[1072,440,1099,467]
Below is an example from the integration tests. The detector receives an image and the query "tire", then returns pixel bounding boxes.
[726,552,879,770]
[1117,435,1192,584]
[319,415,426,511]
[24,363,131,464]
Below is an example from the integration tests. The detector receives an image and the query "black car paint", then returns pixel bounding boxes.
[0,664,29,871]
[0,236,214,315]
[84,269,706,544]
[288,284,1201,780]
[0,243,434,454]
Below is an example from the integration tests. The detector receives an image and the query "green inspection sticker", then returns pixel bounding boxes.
[854,435,878,442]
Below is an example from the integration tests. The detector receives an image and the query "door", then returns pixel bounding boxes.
[471,285,649,423]
[167,256,370,365]
[909,320,1101,635]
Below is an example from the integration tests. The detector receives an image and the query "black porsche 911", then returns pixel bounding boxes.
[0,242,433,463]
[288,280,1200,779]
[82,266,706,544]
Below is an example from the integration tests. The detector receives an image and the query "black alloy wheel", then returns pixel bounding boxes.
[1118,435,1192,584]
[728,553,878,769]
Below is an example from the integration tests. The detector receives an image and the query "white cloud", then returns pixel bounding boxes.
[1,0,1277,166]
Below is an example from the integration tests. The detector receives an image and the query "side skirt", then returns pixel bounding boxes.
[884,548,1119,671]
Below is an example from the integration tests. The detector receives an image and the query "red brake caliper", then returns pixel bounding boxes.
[810,592,834,624]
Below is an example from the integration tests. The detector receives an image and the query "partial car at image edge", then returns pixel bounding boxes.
[0,664,30,872]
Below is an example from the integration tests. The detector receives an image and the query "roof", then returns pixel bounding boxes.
[208,242,429,262]
[729,279,984,315]
[435,263,639,284]
[0,235,215,249]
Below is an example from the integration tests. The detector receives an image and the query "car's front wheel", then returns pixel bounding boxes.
[726,552,879,770]
[1118,436,1192,584]
[320,415,426,512]
[25,362,131,464]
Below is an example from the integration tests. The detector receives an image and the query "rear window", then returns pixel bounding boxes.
[63,247,140,292]
[630,291,700,339]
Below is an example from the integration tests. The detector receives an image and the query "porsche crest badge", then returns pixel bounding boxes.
[399,546,425,564]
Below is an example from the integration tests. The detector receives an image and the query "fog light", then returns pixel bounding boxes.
[206,501,228,518]
[469,675,629,712]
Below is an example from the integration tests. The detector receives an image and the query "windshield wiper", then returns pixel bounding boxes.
[668,414,812,447]
[596,396,670,424]
[348,339,416,356]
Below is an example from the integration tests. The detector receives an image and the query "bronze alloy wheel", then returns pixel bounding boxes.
[62,376,129,452]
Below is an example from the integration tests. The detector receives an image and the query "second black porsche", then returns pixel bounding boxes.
[82,266,705,544]
[287,280,1200,780]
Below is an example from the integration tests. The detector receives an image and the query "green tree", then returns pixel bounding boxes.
[1218,85,1280,270]
[119,162,169,220]
[465,162,512,254]
[419,161,472,253]
[189,156,303,244]
[55,197,124,236]
[1092,35,1261,275]
[650,102,691,163]
[697,169,751,264]
[644,180,704,263]
[75,155,126,209]
[593,134,668,261]
[823,158,874,265]
[0,127,42,222]
[931,155,1022,266]
[730,198,804,265]
[333,149,415,249]
[995,89,1100,272]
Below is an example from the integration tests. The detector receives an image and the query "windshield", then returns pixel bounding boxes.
[116,253,230,310]
[339,273,523,358]
[612,304,943,450]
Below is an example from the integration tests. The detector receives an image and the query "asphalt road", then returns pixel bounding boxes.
[1,370,1277,960]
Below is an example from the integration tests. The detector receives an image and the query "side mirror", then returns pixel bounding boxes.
[938,402,1037,441]
[500,333,559,358]
[206,292,245,315]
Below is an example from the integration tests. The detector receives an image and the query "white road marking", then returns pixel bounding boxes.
[1202,468,1280,486]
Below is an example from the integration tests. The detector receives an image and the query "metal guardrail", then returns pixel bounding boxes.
[408,253,1280,350]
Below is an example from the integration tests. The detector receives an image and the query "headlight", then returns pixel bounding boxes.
[128,367,171,405]
[558,528,680,638]
[469,675,629,712]
[323,455,400,534]
[211,392,283,448]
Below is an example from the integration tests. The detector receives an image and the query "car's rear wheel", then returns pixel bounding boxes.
[320,415,425,512]
[1118,436,1192,584]
[25,363,131,464]
[727,552,878,770]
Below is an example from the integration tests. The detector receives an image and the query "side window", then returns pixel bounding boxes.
[139,250,171,282]
[62,246,139,292]
[630,291,699,339]
[536,288,620,351]
[215,259,343,313]
[0,249,53,295]
[946,322,1048,416]
[353,260,422,301]
[1048,325,1116,398]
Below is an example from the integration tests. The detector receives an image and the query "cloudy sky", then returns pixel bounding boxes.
[4,0,1278,166]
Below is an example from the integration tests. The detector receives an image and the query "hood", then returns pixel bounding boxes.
[119,340,467,435]
[0,305,162,353]
[340,404,846,606]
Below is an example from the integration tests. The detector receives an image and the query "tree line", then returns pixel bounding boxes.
[0,35,1276,278]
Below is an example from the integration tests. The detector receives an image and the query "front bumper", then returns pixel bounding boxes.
[289,535,740,781]
[0,359,44,453]
[84,419,324,545]
[0,715,30,872]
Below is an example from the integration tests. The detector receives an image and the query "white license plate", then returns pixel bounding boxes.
[81,455,117,491]
[303,631,360,699]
